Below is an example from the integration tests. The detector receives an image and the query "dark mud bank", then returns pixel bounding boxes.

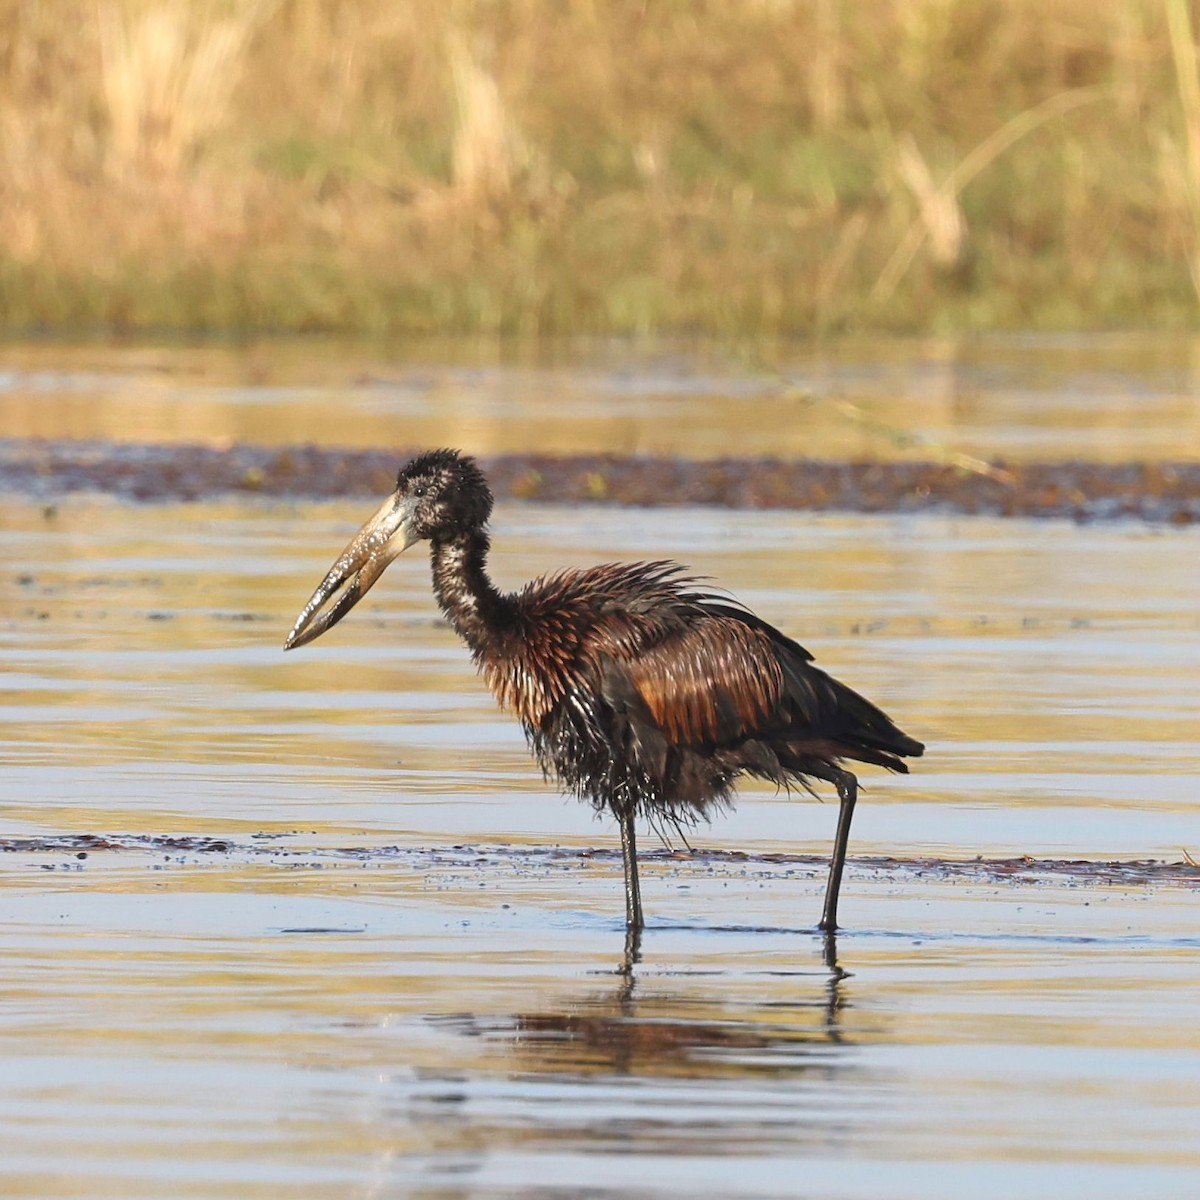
[5,833,1199,890]
[4,439,1200,522]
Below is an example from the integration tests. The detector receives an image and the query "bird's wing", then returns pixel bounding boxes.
[593,610,788,748]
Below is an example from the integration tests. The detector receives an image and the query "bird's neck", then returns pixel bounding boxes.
[429,528,509,650]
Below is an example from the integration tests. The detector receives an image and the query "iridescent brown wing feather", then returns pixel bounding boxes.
[587,583,922,771]
[620,616,784,747]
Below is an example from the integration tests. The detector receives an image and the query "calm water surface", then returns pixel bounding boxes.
[4,332,1200,461]
[1,338,1199,1198]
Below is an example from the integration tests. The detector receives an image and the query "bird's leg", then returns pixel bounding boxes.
[621,923,642,974]
[818,767,859,932]
[617,801,644,935]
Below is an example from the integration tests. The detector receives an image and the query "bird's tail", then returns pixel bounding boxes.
[831,680,924,770]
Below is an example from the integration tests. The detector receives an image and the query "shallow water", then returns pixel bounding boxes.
[4,332,1200,462]
[2,471,1199,1195]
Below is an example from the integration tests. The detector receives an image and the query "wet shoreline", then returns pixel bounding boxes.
[4,438,1200,522]
[4,833,1198,888]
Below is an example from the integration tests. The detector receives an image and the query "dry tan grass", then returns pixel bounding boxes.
[1165,0,1200,300]
[97,1,267,178]
[0,0,1195,333]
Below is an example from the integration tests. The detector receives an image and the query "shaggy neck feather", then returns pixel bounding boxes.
[429,528,509,650]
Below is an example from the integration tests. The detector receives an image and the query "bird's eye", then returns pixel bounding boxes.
[413,484,427,498]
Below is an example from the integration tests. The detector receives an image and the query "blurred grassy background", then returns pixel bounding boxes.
[2,0,1200,336]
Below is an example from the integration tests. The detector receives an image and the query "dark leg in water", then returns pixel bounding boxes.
[818,767,859,933]
[622,922,643,971]
[617,801,644,935]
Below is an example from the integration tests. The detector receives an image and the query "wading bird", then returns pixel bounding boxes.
[285,450,923,938]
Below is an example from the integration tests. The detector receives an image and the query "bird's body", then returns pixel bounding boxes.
[286,450,923,937]
[449,557,917,824]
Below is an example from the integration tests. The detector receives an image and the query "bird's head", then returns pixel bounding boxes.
[283,449,492,650]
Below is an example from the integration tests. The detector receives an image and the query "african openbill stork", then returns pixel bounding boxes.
[285,449,923,938]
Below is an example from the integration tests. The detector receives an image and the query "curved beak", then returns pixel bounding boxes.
[284,492,417,650]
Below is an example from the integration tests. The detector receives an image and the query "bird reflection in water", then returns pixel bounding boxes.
[433,932,852,1082]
